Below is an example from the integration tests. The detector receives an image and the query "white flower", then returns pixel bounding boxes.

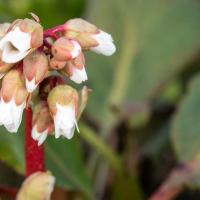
[70,66,88,84]
[0,98,25,132]
[31,125,48,146]
[0,27,31,63]
[70,40,82,59]
[25,77,37,93]
[90,30,116,56]
[54,103,79,139]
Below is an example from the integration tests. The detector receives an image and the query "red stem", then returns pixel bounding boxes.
[25,107,45,176]
[44,24,66,39]
[0,186,18,198]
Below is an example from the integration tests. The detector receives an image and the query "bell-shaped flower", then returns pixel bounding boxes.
[0,18,43,63]
[47,85,79,139]
[51,37,81,62]
[61,52,87,84]
[23,51,48,92]
[0,67,28,132]
[17,171,55,200]
[64,18,116,56]
[32,101,54,146]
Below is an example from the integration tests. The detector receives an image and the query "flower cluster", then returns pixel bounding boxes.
[0,15,116,145]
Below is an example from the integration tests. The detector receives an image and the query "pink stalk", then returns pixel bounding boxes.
[25,107,45,176]
[44,24,66,39]
[149,161,198,200]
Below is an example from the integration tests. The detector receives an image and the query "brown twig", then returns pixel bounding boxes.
[149,159,199,200]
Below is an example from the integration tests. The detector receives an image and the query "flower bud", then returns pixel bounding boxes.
[0,18,43,63]
[17,171,55,200]
[47,85,79,139]
[23,51,48,92]
[32,101,54,146]
[51,37,81,61]
[64,18,116,56]
[61,53,87,84]
[49,57,66,70]
[65,18,98,34]
[0,67,28,132]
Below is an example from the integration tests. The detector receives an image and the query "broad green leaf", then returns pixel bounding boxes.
[0,123,25,173]
[86,0,200,128]
[45,136,93,198]
[0,120,93,197]
[171,74,200,163]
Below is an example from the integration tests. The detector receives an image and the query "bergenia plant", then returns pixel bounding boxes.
[0,14,115,199]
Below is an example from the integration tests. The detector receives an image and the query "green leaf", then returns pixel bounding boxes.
[86,0,200,128]
[171,74,200,163]
[0,120,93,197]
[45,136,93,198]
[0,122,25,173]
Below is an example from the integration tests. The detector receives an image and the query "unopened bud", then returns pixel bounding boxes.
[51,37,81,61]
[0,66,28,132]
[23,51,48,92]
[64,18,116,56]
[61,53,87,84]
[49,57,66,70]
[47,85,79,139]
[32,101,54,146]
[17,171,55,200]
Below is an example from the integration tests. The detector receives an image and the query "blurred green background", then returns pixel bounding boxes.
[1,0,200,199]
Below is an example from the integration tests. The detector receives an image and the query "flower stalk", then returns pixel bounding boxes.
[25,107,45,176]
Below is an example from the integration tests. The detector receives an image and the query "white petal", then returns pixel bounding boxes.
[0,98,25,133]
[0,27,31,52]
[54,103,78,139]
[25,77,38,93]
[32,125,48,146]
[90,30,116,56]
[38,131,48,146]
[70,66,88,84]
[0,27,31,63]
[1,44,30,63]
[70,40,81,59]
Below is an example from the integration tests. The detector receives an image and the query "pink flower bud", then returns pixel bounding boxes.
[49,57,66,70]
[23,51,48,92]
[17,171,55,200]
[0,18,43,63]
[64,18,116,56]
[32,101,54,146]
[61,53,87,84]
[51,37,81,61]
[47,85,79,139]
[0,67,28,132]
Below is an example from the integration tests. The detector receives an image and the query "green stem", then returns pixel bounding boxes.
[79,124,123,176]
